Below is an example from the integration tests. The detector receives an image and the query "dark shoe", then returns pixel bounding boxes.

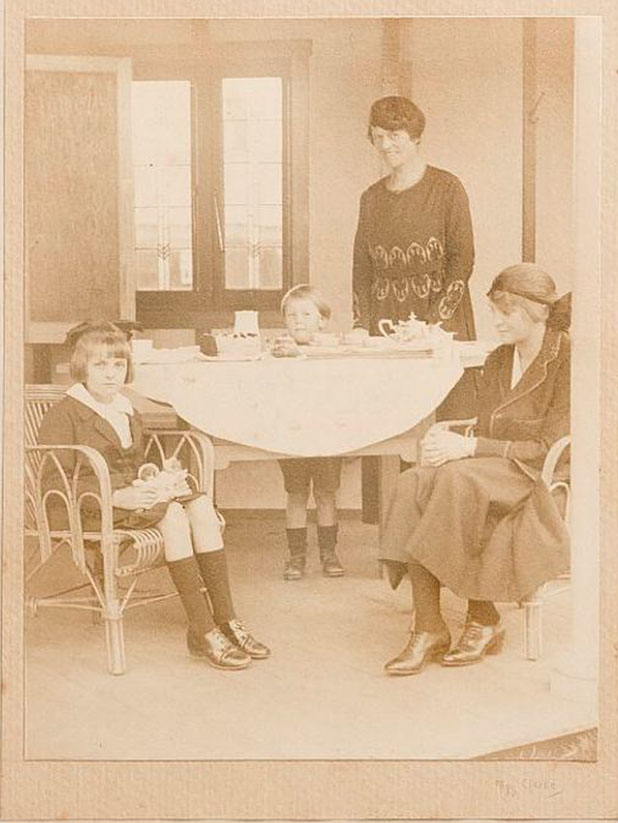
[320,550,345,578]
[283,555,306,581]
[187,627,251,670]
[221,618,271,659]
[384,629,451,676]
[440,621,505,667]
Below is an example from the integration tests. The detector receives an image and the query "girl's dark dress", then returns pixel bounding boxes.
[379,328,570,602]
[39,394,173,531]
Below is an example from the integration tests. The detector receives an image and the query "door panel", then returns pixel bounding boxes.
[25,55,134,343]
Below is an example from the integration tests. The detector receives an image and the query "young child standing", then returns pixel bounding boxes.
[278,285,345,581]
[39,321,270,671]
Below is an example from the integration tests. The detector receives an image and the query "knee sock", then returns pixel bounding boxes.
[286,527,307,559]
[167,557,215,635]
[317,524,338,558]
[195,549,236,625]
[467,599,500,626]
[408,561,446,633]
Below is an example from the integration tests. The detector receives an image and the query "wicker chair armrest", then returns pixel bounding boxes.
[541,435,571,486]
[144,429,215,496]
[26,443,115,570]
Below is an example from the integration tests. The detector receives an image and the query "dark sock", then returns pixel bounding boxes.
[286,527,307,559]
[195,549,236,625]
[467,599,500,626]
[317,524,338,557]
[409,561,446,633]
[167,556,215,635]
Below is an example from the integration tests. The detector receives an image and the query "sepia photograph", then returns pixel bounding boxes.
[2,1,617,820]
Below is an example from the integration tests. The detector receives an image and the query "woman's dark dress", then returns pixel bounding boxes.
[353,165,478,418]
[379,328,570,602]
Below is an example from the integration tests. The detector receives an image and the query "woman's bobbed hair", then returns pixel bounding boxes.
[68,320,133,383]
[367,96,426,141]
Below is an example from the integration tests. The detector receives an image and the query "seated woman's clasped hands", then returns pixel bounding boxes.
[420,425,476,467]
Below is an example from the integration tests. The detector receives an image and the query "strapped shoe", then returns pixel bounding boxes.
[283,555,306,581]
[320,550,345,578]
[440,621,505,667]
[384,629,451,676]
[221,618,271,659]
[187,626,251,670]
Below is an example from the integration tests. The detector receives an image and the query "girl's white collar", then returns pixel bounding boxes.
[67,382,134,416]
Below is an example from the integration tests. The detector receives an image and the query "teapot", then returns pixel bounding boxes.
[378,313,427,342]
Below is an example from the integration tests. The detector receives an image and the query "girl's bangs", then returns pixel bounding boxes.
[84,333,129,360]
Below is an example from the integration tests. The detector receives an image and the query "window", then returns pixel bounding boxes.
[132,80,193,292]
[133,42,310,328]
[221,77,283,292]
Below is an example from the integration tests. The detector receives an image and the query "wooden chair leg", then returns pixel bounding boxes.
[89,548,104,626]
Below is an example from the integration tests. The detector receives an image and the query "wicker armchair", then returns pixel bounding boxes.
[25,384,218,675]
[437,420,571,660]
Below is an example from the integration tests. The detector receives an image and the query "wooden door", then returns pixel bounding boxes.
[25,55,135,344]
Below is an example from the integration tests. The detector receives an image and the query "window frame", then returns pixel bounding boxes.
[133,40,310,329]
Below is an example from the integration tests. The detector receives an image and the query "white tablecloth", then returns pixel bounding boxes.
[131,354,464,457]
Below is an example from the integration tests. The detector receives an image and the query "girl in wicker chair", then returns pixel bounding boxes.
[39,320,270,671]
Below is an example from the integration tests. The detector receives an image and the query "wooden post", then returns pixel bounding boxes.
[550,17,601,708]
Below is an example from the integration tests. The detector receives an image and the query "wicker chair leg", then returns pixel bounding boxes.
[524,600,543,661]
[104,616,126,675]
[102,539,126,675]
[90,549,104,626]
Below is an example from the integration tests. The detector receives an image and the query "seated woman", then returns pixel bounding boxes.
[380,263,570,675]
[39,321,270,671]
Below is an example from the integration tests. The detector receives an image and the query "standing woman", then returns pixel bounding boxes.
[353,95,477,416]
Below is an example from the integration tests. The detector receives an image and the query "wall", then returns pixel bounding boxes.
[401,18,524,340]
[534,18,575,294]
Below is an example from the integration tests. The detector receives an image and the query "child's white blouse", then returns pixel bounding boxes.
[67,383,134,448]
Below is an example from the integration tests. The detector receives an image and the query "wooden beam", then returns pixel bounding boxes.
[522,19,537,262]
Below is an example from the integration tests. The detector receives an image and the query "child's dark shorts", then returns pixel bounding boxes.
[278,457,342,495]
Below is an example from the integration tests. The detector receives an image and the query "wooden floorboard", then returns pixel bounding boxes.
[25,517,596,760]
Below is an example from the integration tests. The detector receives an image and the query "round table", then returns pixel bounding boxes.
[131,352,465,457]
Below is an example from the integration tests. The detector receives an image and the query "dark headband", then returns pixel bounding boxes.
[489,288,571,331]
[488,286,557,305]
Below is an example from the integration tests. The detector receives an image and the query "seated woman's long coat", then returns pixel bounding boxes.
[380,327,570,601]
